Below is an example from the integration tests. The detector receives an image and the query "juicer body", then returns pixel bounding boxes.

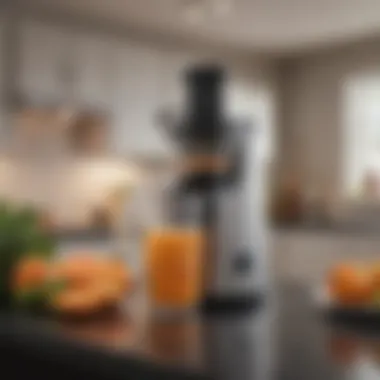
[200,123,266,311]
[163,66,267,311]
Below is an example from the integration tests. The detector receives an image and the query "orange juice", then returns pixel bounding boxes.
[145,228,202,309]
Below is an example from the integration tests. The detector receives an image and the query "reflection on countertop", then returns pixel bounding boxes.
[2,282,379,380]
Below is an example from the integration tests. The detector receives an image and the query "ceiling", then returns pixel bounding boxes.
[18,0,380,54]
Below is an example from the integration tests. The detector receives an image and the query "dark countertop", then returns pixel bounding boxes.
[274,221,380,237]
[0,282,378,380]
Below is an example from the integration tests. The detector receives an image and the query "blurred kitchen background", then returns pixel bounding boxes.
[2,0,380,278]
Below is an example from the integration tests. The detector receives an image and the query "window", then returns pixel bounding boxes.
[343,74,380,199]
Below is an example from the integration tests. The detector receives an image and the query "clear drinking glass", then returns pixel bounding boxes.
[145,227,203,316]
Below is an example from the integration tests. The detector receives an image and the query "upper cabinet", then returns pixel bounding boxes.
[14,20,273,159]
[18,20,72,103]
[18,21,118,110]
[157,51,209,111]
[16,20,268,159]
[16,20,171,157]
[73,33,118,110]
[0,15,5,141]
[0,14,4,94]
[156,52,188,111]
[111,42,170,157]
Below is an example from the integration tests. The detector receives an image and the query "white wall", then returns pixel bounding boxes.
[278,40,380,200]
[279,58,341,199]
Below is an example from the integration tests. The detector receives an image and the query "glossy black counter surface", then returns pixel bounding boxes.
[0,282,378,380]
[275,222,380,237]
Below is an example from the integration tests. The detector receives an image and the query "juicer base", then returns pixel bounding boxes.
[200,293,263,314]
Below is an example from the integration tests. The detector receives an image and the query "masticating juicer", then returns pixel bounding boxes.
[161,65,267,313]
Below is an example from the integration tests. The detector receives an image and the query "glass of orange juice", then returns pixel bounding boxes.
[145,228,203,315]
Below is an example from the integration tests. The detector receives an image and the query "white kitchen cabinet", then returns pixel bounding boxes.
[18,20,72,103]
[0,14,4,95]
[17,20,174,156]
[0,14,8,146]
[19,21,119,110]
[111,42,171,156]
[73,33,118,110]
[156,52,197,110]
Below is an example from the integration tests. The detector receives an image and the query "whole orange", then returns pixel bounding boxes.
[12,257,49,291]
[328,264,374,306]
[92,280,122,306]
[52,254,104,286]
[51,286,104,315]
[105,260,131,292]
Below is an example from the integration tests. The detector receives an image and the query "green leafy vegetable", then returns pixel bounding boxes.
[0,201,56,308]
[14,280,66,310]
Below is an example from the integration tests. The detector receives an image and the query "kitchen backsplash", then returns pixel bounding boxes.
[0,155,141,229]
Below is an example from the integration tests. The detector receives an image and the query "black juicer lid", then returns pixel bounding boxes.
[180,65,227,148]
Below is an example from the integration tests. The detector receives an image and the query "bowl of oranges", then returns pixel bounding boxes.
[318,263,380,323]
[11,252,133,319]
